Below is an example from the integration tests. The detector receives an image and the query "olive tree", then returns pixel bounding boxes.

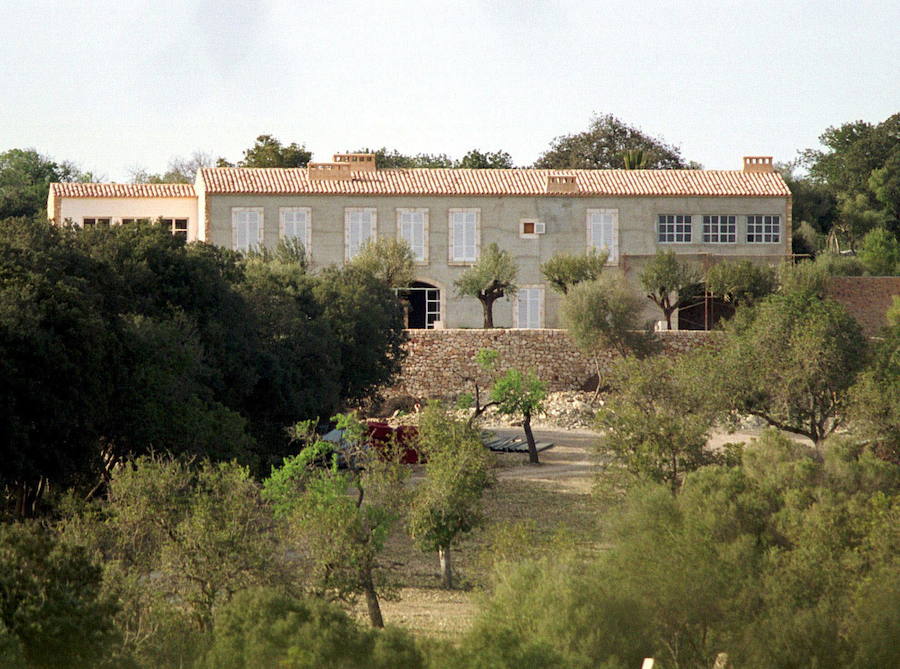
[540,249,608,295]
[409,403,495,588]
[0,523,119,668]
[712,293,869,447]
[454,243,518,328]
[561,275,656,397]
[350,237,417,289]
[596,355,721,494]
[263,415,409,628]
[491,369,547,464]
[639,250,702,329]
[705,260,776,308]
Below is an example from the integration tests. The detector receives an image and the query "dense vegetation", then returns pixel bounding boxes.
[0,217,405,515]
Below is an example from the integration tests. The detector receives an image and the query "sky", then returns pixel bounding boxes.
[1,0,897,181]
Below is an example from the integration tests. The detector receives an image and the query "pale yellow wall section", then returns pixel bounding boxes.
[57,197,199,238]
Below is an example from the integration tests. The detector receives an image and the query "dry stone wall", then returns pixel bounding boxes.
[390,329,718,399]
[826,276,900,336]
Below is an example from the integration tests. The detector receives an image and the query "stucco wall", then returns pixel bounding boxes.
[826,276,900,336]
[206,193,790,328]
[58,197,199,237]
[389,328,719,398]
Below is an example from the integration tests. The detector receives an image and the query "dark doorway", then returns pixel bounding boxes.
[678,295,735,330]
[406,281,441,329]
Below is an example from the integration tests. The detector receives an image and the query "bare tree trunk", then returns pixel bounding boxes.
[363,572,384,628]
[439,543,453,589]
[480,297,495,328]
[591,357,603,403]
[523,412,539,464]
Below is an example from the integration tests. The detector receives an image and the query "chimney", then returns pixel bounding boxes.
[307,162,353,181]
[332,153,377,171]
[546,174,578,194]
[742,156,774,173]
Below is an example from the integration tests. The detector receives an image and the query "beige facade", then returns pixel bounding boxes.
[47,183,199,238]
[201,192,790,328]
[49,158,792,329]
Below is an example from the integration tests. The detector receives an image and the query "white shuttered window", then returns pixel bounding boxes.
[345,207,377,260]
[232,207,263,252]
[397,208,428,263]
[586,208,619,263]
[449,208,479,263]
[280,207,311,252]
[515,286,544,329]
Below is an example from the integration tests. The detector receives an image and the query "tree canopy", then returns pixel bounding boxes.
[453,243,518,328]
[797,113,900,245]
[710,291,869,445]
[218,134,313,168]
[638,250,702,330]
[540,249,608,295]
[128,150,215,184]
[534,114,692,169]
[0,218,407,514]
[352,147,514,169]
[1,148,94,219]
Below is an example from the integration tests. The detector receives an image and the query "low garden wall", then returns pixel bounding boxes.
[389,329,718,399]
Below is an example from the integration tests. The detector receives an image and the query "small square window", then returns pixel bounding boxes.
[523,221,535,234]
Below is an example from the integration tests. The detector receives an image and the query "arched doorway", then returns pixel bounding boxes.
[406,281,441,329]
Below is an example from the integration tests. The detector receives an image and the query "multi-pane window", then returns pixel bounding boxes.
[702,215,736,243]
[586,209,618,263]
[449,209,479,263]
[397,208,428,263]
[82,217,111,228]
[658,215,693,243]
[345,207,377,260]
[515,286,544,329]
[747,215,781,243]
[121,218,150,224]
[280,207,311,252]
[161,218,189,239]
[231,208,263,252]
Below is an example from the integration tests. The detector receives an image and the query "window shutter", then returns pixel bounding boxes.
[453,216,465,260]
[517,292,529,328]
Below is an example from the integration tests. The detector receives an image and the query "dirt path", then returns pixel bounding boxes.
[481,426,599,493]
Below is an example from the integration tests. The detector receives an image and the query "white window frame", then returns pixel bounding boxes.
[657,214,693,243]
[344,207,377,261]
[231,207,264,252]
[746,215,781,243]
[586,208,619,264]
[396,208,429,264]
[702,215,736,244]
[279,207,312,254]
[514,285,545,329]
[448,208,480,264]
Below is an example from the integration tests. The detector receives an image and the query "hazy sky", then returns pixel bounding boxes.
[1,1,897,181]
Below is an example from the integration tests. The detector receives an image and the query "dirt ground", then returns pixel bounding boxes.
[359,423,799,638]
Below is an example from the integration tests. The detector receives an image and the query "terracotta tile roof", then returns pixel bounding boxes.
[49,183,196,198]
[197,167,791,198]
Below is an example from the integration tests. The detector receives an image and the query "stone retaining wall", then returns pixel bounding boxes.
[390,329,718,399]
[826,276,900,336]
